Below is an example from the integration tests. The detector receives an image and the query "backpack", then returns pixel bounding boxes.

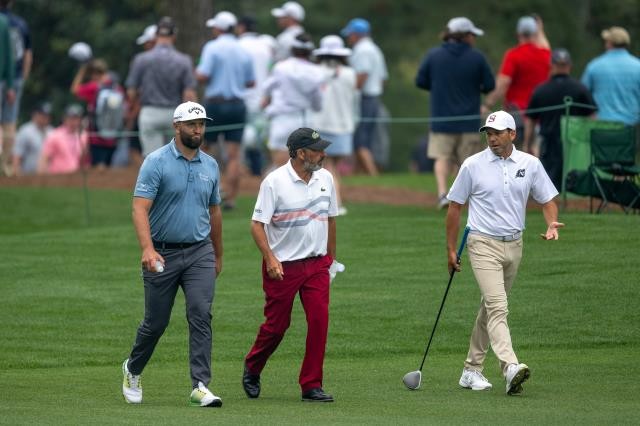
[95,83,125,139]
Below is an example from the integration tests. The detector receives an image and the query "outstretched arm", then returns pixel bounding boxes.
[540,199,565,240]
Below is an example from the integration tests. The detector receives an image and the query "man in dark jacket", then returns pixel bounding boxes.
[524,48,596,191]
[415,17,495,209]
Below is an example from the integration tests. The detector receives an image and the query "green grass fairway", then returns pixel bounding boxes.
[0,186,638,425]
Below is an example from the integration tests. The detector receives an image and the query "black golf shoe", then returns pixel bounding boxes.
[301,388,334,402]
[242,365,261,398]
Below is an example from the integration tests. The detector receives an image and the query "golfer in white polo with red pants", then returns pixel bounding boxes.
[243,127,338,402]
[446,110,564,395]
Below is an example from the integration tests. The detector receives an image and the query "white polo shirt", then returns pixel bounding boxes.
[447,147,558,236]
[253,160,338,262]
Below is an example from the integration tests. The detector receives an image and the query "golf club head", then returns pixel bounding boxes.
[403,370,422,390]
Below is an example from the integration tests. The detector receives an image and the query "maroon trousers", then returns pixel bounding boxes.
[245,254,332,392]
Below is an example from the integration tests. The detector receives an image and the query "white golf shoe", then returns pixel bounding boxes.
[505,363,530,395]
[459,368,492,390]
[190,381,222,407]
[122,359,142,404]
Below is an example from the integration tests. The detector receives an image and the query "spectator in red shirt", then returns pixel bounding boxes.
[482,15,550,148]
[71,58,121,169]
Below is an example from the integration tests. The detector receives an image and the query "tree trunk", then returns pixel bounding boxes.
[158,0,215,61]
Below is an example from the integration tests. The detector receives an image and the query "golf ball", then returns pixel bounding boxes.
[155,260,164,273]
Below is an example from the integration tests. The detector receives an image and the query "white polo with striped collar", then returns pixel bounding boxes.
[252,160,338,262]
[447,146,558,236]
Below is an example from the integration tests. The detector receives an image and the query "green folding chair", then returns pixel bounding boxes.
[589,127,640,213]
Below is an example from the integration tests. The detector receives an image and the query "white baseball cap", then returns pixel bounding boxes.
[517,16,538,35]
[479,110,516,132]
[313,35,352,57]
[271,1,305,22]
[173,102,213,123]
[206,11,238,30]
[136,25,157,45]
[68,42,93,62]
[447,17,484,36]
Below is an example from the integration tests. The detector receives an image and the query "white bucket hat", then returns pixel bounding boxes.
[313,35,352,57]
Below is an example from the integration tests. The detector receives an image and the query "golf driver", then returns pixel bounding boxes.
[403,226,471,390]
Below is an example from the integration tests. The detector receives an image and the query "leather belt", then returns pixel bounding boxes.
[469,230,522,242]
[153,240,201,250]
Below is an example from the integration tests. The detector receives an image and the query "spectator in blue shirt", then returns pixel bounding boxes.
[581,26,640,126]
[196,11,255,210]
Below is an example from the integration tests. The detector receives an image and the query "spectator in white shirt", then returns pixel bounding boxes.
[262,33,324,168]
[312,35,357,215]
[271,1,305,62]
[341,18,388,176]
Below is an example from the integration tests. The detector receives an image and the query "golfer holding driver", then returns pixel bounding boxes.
[242,127,338,403]
[445,110,564,395]
[121,101,224,407]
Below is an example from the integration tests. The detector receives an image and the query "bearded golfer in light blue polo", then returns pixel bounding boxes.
[121,101,224,407]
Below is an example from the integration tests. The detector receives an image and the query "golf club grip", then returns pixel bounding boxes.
[456,226,471,263]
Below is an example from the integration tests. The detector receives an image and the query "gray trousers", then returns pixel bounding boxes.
[127,239,216,388]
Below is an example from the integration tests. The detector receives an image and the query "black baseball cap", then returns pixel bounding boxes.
[33,101,52,115]
[287,128,331,151]
[156,16,176,36]
[551,48,572,65]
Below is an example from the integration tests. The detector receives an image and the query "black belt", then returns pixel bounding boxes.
[153,240,201,250]
[206,96,243,104]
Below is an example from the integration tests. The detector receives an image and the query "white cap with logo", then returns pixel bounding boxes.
[173,102,213,123]
[479,110,516,132]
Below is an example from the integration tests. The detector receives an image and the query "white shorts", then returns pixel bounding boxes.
[320,132,353,157]
[267,112,309,152]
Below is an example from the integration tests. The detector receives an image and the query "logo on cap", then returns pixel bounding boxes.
[312,131,320,139]
[188,106,203,115]
[488,114,496,123]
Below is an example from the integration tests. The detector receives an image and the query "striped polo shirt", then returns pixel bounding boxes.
[252,160,338,262]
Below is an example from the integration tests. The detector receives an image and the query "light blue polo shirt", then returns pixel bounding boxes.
[134,140,221,243]
[196,33,255,99]
[581,49,640,126]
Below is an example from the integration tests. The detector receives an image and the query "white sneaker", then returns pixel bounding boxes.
[459,368,492,390]
[122,359,142,404]
[505,363,530,395]
[190,381,222,407]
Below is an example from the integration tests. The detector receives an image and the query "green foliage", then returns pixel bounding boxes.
[11,0,640,169]
[0,186,639,423]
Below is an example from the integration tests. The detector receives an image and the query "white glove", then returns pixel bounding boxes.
[329,260,345,283]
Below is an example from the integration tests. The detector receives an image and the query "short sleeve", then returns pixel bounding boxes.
[196,44,214,78]
[447,162,473,204]
[499,49,516,79]
[133,157,162,200]
[530,159,559,203]
[252,178,276,224]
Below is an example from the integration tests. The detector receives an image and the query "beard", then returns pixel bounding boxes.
[303,158,323,172]
[180,129,203,149]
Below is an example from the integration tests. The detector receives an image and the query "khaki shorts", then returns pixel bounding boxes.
[428,132,483,165]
